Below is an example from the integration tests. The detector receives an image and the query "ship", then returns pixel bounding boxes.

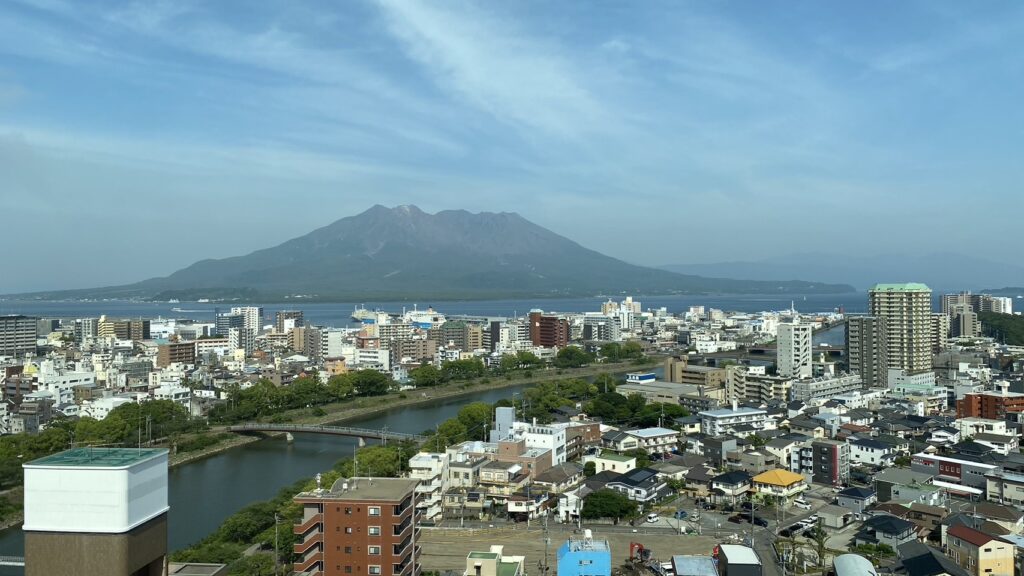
[351,305,379,322]
[402,305,445,327]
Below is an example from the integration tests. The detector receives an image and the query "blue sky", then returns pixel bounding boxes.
[1,0,1022,292]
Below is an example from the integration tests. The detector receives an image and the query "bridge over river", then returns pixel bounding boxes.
[225,423,428,443]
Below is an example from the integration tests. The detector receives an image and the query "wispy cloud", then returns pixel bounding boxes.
[374,0,611,139]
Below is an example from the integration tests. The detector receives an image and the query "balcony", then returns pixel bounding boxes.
[293,552,323,574]
[293,514,323,535]
[294,537,323,556]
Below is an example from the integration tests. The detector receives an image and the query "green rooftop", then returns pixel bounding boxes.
[498,561,522,576]
[468,552,500,560]
[599,452,634,462]
[871,283,931,292]
[27,447,167,468]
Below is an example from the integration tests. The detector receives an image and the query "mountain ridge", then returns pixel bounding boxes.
[8,206,855,301]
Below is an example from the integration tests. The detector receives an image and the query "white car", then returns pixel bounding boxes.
[793,499,812,510]
[647,513,660,523]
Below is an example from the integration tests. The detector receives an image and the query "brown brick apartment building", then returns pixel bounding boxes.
[294,477,421,576]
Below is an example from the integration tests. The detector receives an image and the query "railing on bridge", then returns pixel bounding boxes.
[225,423,426,442]
[0,556,25,567]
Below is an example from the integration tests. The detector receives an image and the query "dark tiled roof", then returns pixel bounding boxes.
[897,541,970,576]
[864,514,914,535]
[838,486,875,499]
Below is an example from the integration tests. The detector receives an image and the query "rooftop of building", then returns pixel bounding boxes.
[671,556,717,576]
[627,427,679,438]
[699,406,766,417]
[26,447,167,469]
[296,477,419,501]
[561,537,610,552]
[718,544,760,565]
[468,552,500,559]
[596,451,635,462]
[167,563,228,576]
[752,469,804,487]
[871,283,931,292]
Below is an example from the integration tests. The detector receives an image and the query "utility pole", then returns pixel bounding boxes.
[274,513,280,576]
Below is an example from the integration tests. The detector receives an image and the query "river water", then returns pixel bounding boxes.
[0,383,532,573]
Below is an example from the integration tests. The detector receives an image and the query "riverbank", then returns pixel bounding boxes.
[167,359,660,469]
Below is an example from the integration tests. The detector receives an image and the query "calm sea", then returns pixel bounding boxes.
[0,293,871,326]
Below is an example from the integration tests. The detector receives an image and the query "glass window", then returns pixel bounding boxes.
[345,527,353,534]
[369,566,382,575]
[369,526,381,536]
[369,506,381,516]
[369,546,381,555]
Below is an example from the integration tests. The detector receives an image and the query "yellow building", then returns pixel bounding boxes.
[946,525,1014,576]
[751,469,808,503]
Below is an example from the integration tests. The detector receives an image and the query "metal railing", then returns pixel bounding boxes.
[226,423,426,442]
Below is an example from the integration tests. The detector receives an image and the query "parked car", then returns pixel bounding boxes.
[752,516,769,527]
[740,501,754,511]
[728,515,745,524]
[701,503,716,511]
[793,499,812,510]
[674,510,689,520]
[647,513,660,523]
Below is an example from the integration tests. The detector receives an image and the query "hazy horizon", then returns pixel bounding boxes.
[2,1,1022,293]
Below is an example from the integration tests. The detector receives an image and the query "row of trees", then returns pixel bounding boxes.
[207,370,392,424]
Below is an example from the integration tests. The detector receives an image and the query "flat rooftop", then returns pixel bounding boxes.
[563,538,610,552]
[719,544,760,565]
[468,552,500,559]
[26,447,167,469]
[598,452,634,462]
[297,477,420,502]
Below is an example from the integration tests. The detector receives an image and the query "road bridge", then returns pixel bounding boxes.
[225,423,427,443]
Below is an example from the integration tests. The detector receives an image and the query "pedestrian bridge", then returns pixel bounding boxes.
[226,423,427,443]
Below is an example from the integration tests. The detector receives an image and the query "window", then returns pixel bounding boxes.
[369,566,381,575]
[345,527,353,534]
[345,507,353,514]
[345,568,352,574]
[369,546,381,555]
[369,526,381,536]
[369,506,381,517]
[345,547,352,554]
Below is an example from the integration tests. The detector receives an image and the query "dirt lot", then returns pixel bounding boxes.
[418,525,723,572]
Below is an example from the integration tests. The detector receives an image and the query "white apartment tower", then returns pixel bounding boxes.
[229,306,264,332]
[868,283,933,375]
[777,322,812,379]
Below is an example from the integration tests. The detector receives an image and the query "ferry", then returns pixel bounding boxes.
[402,305,445,327]
[351,305,379,322]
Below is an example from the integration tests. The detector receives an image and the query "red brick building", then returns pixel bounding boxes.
[528,312,569,348]
[293,477,421,576]
[956,390,1024,419]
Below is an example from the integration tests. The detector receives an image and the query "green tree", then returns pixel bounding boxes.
[351,370,393,397]
[434,419,468,448]
[581,489,637,520]
[554,346,594,368]
[624,449,652,469]
[228,554,275,575]
[621,341,644,359]
[457,402,493,434]
[441,358,486,380]
[599,343,622,362]
[327,373,355,401]
[409,364,443,387]
[583,461,596,477]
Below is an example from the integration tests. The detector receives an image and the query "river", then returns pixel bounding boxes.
[0,383,533,573]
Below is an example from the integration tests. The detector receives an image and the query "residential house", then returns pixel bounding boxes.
[945,525,1014,576]
[583,452,636,475]
[787,417,826,439]
[698,403,768,438]
[986,471,1024,507]
[973,433,1019,456]
[533,463,583,494]
[462,546,525,576]
[624,427,679,456]
[709,471,752,506]
[973,502,1024,535]
[601,430,639,453]
[726,449,778,475]
[702,436,738,468]
[819,504,853,529]
[897,541,970,576]
[850,438,896,467]
[836,487,877,516]
[606,468,671,503]
[751,469,807,503]
[874,468,937,503]
[855,514,918,549]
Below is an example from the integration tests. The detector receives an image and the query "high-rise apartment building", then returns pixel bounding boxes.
[293,477,421,576]
[228,327,256,355]
[157,341,197,367]
[230,306,264,332]
[868,283,933,375]
[528,311,570,348]
[931,313,950,352]
[23,448,169,576]
[215,312,244,337]
[97,316,150,341]
[846,316,888,388]
[0,315,37,357]
[950,303,980,338]
[777,322,812,379]
[276,310,304,333]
